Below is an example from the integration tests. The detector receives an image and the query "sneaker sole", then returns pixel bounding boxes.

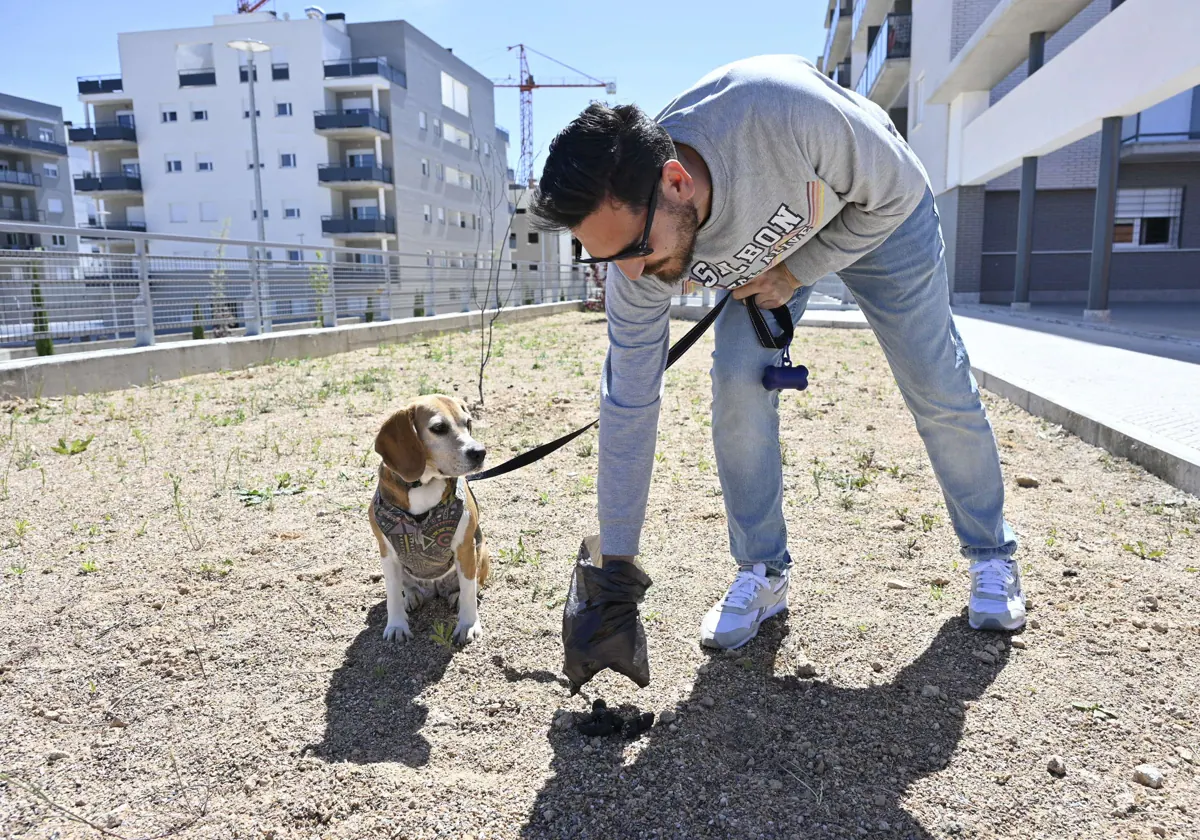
[700,598,788,651]
[968,610,1026,632]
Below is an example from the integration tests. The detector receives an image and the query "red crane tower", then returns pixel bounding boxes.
[236,0,272,11]
[492,45,615,188]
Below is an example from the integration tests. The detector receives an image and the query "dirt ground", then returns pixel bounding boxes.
[1,310,1198,840]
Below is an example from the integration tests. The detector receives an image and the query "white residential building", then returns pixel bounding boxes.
[70,9,511,264]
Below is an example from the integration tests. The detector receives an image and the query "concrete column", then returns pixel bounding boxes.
[1085,116,1122,320]
[1011,31,1045,311]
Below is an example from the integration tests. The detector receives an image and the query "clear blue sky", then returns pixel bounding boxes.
[1,0,825,174]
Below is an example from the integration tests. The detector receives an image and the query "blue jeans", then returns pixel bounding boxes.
[710,189,1018,572]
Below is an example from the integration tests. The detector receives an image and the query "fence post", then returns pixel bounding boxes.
[383,255,394,321]
[244,245,262,337]
[427,259,437,317]
[133,237,155,347]
[323,250,337,327]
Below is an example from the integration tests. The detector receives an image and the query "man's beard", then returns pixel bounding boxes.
[646,200,700,285]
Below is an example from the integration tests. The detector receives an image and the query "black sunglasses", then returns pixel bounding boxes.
[576,173,661,265]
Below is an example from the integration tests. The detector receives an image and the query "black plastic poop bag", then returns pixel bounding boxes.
[562,535,653,695]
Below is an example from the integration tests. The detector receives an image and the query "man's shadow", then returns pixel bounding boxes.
[520,617,1010,839]
[308,601,457,767]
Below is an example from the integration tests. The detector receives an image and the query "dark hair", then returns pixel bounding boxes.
[530,103,676,231]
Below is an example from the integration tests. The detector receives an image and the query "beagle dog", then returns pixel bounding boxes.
[369,395,490,645]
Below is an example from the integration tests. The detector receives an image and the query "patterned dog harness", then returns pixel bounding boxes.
[373,478,468,580]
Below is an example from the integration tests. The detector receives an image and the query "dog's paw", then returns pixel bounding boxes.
[382,619,413,642]
[403,587,426,610]
[453,617,483,645]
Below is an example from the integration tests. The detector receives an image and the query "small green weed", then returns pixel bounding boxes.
[79,559,98,574]
[51,435,94,456]
[920,513,939,533]
[430,621,455,649]
[930,584,945,601]
[1121,541,1164,560]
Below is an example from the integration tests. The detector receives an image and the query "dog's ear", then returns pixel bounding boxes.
[375,407,426,482]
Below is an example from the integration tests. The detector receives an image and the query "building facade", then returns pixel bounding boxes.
[71,9,511,264]
[818,0,1200,306]
[0,93,76,250]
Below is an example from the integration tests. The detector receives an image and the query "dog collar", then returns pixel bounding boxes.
[385,465,425,489]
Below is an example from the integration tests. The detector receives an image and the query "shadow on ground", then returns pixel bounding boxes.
[310,601,457,767]
[521,617,1009,840]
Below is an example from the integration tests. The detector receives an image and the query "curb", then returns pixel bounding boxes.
[0,301,582,401]
[670,305,870,330]
[971,366,1200,497]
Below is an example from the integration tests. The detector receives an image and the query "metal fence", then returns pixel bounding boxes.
[0,222,590,350]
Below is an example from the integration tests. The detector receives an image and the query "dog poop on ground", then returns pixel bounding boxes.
[575,699,656,739]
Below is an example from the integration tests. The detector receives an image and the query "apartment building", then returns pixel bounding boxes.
[71,9,511,264]
[818,0,1200,310]
[508,179,579,268]
[0,93,76,250]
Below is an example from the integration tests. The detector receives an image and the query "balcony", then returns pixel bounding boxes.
[1119,98,1200,163]
[313,109,390,137]
[0,207,46,222]
[833,59,852,88]
[74,171,142,194]
[77,75,125,97]
[821,2,852,73]
[317,164,394,188]
[80,219,147,233]
[179,67,217,88]
[0,132,67,157]
[855,13,911,107]
[0,170,41,188]
[68,122,137,147]
[322,57,407,88]
[321,215,396,237]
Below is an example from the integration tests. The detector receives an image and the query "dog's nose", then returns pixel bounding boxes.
[467,444,486,465]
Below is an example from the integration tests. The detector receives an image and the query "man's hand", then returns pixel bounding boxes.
[730,262,801,310]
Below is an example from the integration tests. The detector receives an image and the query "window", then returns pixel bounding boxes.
[196,156,213,172]
[483,141,490,157]
[279,153,296,168]
[38,127,55,143]
[1114,187,1183,249]
[192,109,208,121]
[276,102,292,117]
[421,158,429,177]
[282,201,300,219]
[199,201,218,222]
[239,65,258,83]
[444,124,470,148]
[43,163,59,179]
[423,204,432,223]
[287,250,302,262]
[251,207,269,220]
[440,72,470,117]
[243,107,261,118]
[51,234,66,246]
[433,118,441,135]
[419,111,427,130]
[169,203,188,223]
[47,198,64,214]
[161,109,178,123]
[509,232,517,248]
[166,158,183,173]
[435,162,444,181]
[437,206,445,224]
[528,232,539,244]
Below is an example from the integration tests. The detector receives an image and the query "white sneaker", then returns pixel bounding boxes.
[968,557,1026,631]
[700,563,789,650]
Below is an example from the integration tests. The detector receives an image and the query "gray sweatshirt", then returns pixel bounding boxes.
[597,54,931,557]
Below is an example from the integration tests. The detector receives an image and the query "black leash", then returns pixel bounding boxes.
[467,294,791,482]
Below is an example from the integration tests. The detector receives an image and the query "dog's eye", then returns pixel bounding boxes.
[430,422,450,435]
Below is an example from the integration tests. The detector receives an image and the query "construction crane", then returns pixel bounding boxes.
[492,45,615,188]
[236,0,271,12]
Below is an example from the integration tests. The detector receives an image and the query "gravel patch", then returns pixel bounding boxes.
[1,310,1198,839]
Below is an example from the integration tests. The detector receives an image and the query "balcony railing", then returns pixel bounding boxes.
[68,122,138,144]
[851,0,868,45]
[272,62,290,81]
[0,207,46,222]
[856,13,912,100]
[77,75,123,95]
[313,109,390,133]
[822,2,851,69]
[74,172,143,192]
[0,133,67,156]
[321,215,396,235]
[0,170,41,187]
[322,57,407,88]
[81,220,147,232]
[179,68,217,88]
[317,164,394,184]
[1121,113,1200,144]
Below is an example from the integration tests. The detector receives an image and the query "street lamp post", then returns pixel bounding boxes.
[227,38,271,335]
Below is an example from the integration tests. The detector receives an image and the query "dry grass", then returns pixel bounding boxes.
[1,310,1197,840]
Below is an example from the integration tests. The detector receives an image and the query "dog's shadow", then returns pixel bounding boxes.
[520,617,1010,839]
[309,601,460,767]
